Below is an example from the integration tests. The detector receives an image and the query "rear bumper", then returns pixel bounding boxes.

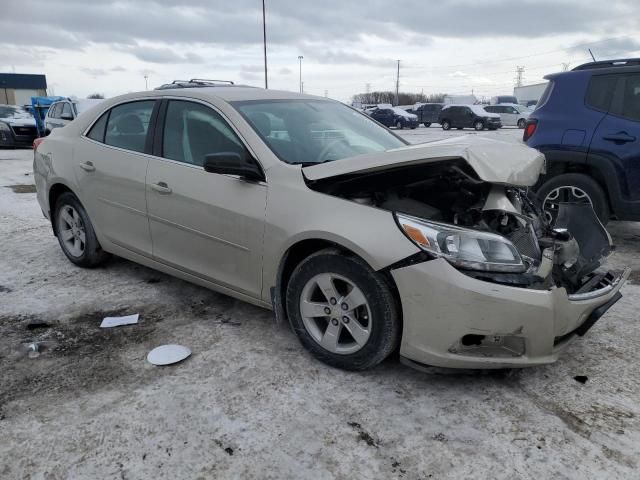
[392,258,629,369]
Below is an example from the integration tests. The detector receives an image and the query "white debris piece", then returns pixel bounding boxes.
[100,313,139,328]
[147,345,191,366]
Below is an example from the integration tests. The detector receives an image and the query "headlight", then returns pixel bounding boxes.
[395,213,526,273]
[0,122,10,132]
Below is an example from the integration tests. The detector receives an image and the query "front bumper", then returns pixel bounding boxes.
[0,126,37,148]
[391,258,629,369]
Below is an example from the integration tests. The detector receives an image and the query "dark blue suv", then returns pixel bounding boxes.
[525,58,640,224]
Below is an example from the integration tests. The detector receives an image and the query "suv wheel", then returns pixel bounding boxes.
[54,192,109,267]
[537,173,610,225]
[474,120,485,131]
[423,122,431,128]
[286,249,400,370]
[395,120,403,129]
[441,120,451,130]
[517,118,527,129]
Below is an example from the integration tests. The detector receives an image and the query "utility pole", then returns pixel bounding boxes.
[298,55,304,93]
[515,66,525,87]
[395,60,400,106]
[262,0,268,89]
[324,90,328,98]
[144,75,148,91]
[365,83,371,94]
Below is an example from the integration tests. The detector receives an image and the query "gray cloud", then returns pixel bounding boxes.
[568,37,640,59]
[310,50,397,68]
[116,45,205,64]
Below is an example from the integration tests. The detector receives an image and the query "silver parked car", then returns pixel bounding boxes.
[44,98,105,135]
[33,82,629,371]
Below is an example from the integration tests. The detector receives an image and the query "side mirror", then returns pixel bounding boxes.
[203,152,264,182]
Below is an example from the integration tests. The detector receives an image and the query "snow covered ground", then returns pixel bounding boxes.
[1,127,639,479]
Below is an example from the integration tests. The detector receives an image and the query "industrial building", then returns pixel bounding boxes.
[0,73,47,105]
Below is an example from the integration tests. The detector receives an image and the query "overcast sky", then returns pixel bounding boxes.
[1,0,639,102]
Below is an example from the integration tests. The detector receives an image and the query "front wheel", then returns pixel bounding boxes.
[474,120,485,131]
[395,120,404,130]
[517,118,527,128]
[423,122,431,128]
[441,120,451,130]
[286,250,400,370]
[54,192,109,267]
[536,173,610,225]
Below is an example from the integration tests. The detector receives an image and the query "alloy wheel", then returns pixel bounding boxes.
[57,205,86,257]
[299,272,371,355]
[543,185,593,223]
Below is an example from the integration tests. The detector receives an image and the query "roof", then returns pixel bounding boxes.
[572,58,640,71]
[103,85,329,103]
[0,73,47,89]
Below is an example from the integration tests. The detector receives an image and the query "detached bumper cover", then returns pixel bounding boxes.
[392,258,629,369]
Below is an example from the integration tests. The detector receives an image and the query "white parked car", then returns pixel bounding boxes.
[484,103,531,128]
[44,98,105,135]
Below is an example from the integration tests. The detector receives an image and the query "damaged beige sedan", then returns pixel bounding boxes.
[33,82,629,370]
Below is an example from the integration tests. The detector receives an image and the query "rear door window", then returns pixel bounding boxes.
[104,101,155,153]
[585,75,618,112]
[609,74,640,122]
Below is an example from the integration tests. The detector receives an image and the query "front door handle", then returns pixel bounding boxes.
[79,161,95,172]
[603,132,636,143]
[151,181,172,194]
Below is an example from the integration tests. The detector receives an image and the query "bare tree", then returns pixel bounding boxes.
[353,91,446,105]
[87,93,105,99]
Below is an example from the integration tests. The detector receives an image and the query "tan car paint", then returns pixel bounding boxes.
[33,87,627,369]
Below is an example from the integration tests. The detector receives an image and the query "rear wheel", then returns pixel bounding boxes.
[54,192,108,267]
[441,120,451,130]
[395,120,404,129]
[286,250,400,370]
[474,120,485,131]
[537,173,610,225]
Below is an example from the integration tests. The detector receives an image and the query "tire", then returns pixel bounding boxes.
[423,122,431,128]
[474,120,485,131]
[517,118,527,129]
[441,120,451,130]
[286,249,400,370]
[536,173,610,225]
[395,120,403,130]
[53,192,109,267]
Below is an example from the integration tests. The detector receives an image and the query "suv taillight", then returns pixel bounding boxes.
[523,120,537,142]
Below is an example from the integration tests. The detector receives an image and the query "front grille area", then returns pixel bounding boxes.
[509,226,541,260]
[10,125,37,137]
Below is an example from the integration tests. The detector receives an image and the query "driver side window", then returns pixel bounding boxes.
[162,100,245,167]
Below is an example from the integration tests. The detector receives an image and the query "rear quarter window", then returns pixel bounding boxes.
[534,81,555,111]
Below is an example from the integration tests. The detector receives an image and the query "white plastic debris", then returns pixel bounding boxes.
[147,345,191,366]
[100,313,139,328]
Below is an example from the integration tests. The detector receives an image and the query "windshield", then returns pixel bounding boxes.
[0,105,32,121]
[233,99,407,165]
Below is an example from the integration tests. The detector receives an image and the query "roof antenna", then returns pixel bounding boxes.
[588,49,596,62]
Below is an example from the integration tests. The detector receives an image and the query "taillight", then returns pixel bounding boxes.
[33,137,45,152]
[523,120,537,142]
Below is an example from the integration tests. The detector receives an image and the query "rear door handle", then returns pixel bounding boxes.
[151,181,172,194]
[79,161,95,172]
[603,132,636,143]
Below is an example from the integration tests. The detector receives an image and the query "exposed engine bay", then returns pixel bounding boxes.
[307,159,613,293]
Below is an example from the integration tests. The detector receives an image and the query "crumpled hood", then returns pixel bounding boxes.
[303,136,545,187]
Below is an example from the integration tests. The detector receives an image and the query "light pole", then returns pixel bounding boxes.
[144,75,148,91]
[395,60,400,106]
[262,0,268,89]
[298,55,303,93]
